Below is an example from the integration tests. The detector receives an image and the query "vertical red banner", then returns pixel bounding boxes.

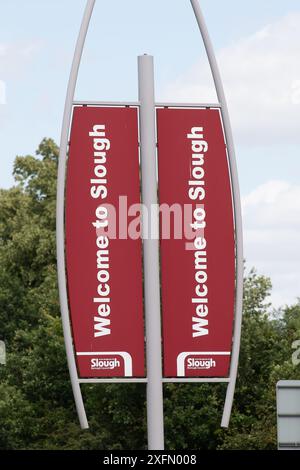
[65,106,145,378]
[157,107,235,378]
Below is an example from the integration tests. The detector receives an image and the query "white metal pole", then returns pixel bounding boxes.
[56,0,96,429]
[190,0,244,428]
[138,54,164,450]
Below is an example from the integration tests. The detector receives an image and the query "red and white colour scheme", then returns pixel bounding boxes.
[157,107,235,378]
[57,0,243,446]
[65,106,145,378]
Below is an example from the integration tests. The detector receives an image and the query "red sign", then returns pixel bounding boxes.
[157,107,235,378]
[65,106,145,378]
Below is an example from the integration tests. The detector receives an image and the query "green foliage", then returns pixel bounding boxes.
[0,139,299,449]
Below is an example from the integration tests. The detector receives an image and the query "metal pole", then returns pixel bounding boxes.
[138,55,164,450]
[56,0,96,429]
[190,0,244,428]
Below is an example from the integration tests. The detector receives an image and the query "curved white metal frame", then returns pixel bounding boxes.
[190,0,244,427]
[56,0,96,430]
[57,0,243,434]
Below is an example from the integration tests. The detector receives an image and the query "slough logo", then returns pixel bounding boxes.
[91,358,120,370]
[187,358,216,370]
[76,351,133,376]
[176,351,231,376]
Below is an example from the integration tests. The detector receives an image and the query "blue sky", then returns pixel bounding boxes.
[1,0,300,307]
[0,0,299,189]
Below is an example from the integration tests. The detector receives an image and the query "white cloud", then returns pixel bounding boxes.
[0,40,42,121]
[163,12,300,146]
[0,80,6,105]
[242,180,300,308]
[0,40,42,80]
[162,13,300,306]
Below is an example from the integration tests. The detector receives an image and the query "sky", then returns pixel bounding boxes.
[0,0,300,308]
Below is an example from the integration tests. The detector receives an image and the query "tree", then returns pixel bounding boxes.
[0,139,299,449]
[0,139,147,449]
[219,286,300,450]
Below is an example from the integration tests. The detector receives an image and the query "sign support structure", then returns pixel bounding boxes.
[56,0,96,430]
[56,0,243,449]
[190,0,244,427]
[138,54,164,450]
